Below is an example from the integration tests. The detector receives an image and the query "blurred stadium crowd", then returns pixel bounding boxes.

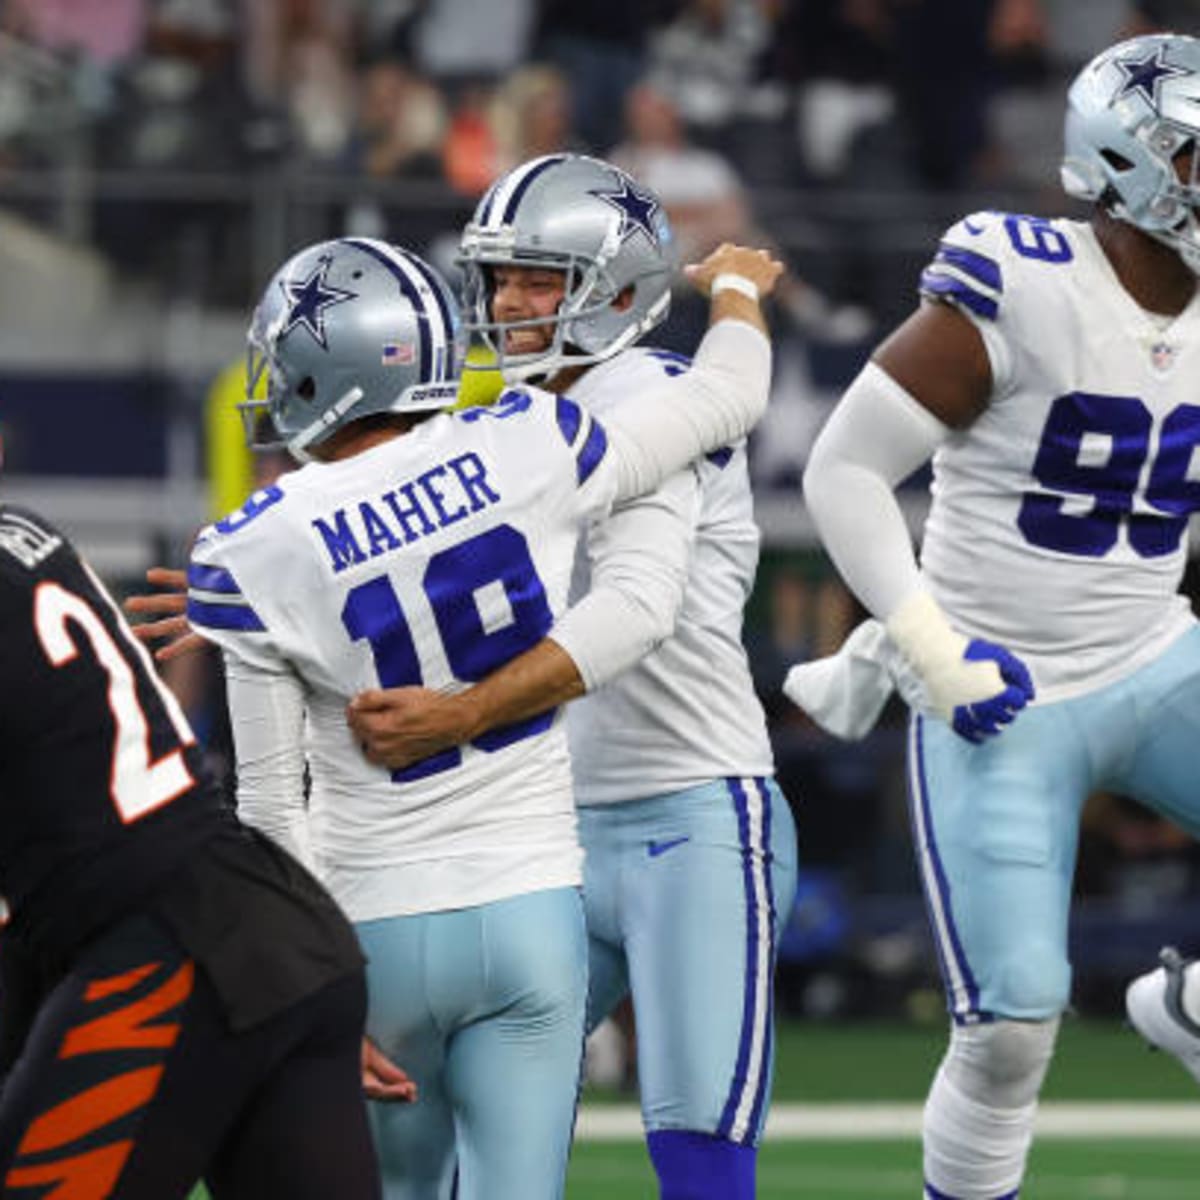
[2,0,1199,1023]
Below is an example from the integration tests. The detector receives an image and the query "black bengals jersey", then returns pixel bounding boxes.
[0,505,364,1038]
[0,504,226,965]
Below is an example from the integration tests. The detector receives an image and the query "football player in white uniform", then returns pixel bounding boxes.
[347,154,799,1200]
[180,233,781,1200]
[792,33,1200,1200]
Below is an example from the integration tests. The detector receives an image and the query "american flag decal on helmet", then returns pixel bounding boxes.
[382,342,416,366]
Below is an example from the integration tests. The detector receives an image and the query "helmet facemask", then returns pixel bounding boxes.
[1132,124,1200,272]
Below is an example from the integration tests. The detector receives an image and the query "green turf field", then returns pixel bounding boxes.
[564,1138,1200,1198]
[187,1018,1200,1198]
[758,1016,1200,1101]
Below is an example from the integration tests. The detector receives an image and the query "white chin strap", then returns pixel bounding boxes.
[285,386,363,461]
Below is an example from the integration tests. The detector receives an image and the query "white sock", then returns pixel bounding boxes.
[923,1066,1034,1198]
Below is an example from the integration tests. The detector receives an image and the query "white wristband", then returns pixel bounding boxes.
[711,273,759,301]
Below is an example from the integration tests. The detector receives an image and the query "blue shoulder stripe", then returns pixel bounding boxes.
[555,394,583,448]
[920,270,998,320]
[188,596,266,633]
[649,348,691,378]
[576,417,608,485]
[187,562,242,595]
[934,243,1001,292]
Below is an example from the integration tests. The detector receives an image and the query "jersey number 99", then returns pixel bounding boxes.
[1018,392,1200,558]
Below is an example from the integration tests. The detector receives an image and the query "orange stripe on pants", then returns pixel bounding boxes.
[62,963,193,1059]
[5,1140,134,1200]
[17,1067,163,1155]
[84,965,160,1004]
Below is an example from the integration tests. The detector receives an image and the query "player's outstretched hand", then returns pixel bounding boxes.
[362,1037,417,1104]
[684,243,784,301]
[123,567,206,662]
[347,687,470,770]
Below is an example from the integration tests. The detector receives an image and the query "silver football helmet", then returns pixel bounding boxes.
[1062,33,1200,272]
[240,237,463,458]
[457,154,674,381]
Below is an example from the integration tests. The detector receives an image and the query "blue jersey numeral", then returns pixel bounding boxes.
[458,391,532,422]
[215,485,284,534]
[342,523,554,782]
[1017,393,1200,558]
[1003,215,1073,264]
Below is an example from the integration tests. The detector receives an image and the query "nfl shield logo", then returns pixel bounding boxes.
[1151,340,1176,372]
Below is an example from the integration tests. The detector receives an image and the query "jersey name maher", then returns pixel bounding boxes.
[918,211,1199,701]
[188,389,617,919]
[309,450,500,574]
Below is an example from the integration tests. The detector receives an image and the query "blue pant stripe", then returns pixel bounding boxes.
[908,716,980,1017]
[743,777,777,1142]
[716,776,771,1144]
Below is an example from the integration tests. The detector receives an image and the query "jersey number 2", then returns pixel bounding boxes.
[35,579,196,823]
[342,523,555,782]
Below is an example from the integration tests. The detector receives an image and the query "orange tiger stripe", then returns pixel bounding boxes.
[18,1068,162,1155]
[83,964,160,1003]
[61,962,194,1059]
[4,1140,134,1199]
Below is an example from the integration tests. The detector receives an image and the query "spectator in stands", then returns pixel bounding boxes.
[348,57,446,182]
[610,80,872,350]
[490,64,582,175]
[535,0,683,151]
[408,0,534,91]
[3,0,146,69]
[646,0,778,135]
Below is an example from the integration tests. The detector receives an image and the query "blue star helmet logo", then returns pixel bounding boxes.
[279,255,357,349]
[589,178,663,246]
[1114,44,1189,108]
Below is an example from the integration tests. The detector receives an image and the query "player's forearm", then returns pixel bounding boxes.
[605,319,771,504]
[453,639,586,741]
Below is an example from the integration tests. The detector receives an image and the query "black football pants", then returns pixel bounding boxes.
[0,913,380,1198]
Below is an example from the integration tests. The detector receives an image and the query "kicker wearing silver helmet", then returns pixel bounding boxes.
[347,154,799,1200]
[185,233,782,1200]
[793,33,1200,1200]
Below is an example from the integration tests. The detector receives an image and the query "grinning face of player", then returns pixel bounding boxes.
[489,265,567,356]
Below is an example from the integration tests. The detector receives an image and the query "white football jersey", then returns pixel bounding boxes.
[919,212,1198,702]
[188,389,618,918]
[564,348,774,804]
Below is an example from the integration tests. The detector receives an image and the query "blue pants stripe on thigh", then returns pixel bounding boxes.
[716,776,776,1145]
[908,716,981,1020]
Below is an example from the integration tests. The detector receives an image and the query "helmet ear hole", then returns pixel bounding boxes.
[297,376,316,400]
[1101,149,1135,173]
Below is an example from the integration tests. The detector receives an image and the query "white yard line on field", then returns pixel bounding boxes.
[574,1102,1200,1141]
